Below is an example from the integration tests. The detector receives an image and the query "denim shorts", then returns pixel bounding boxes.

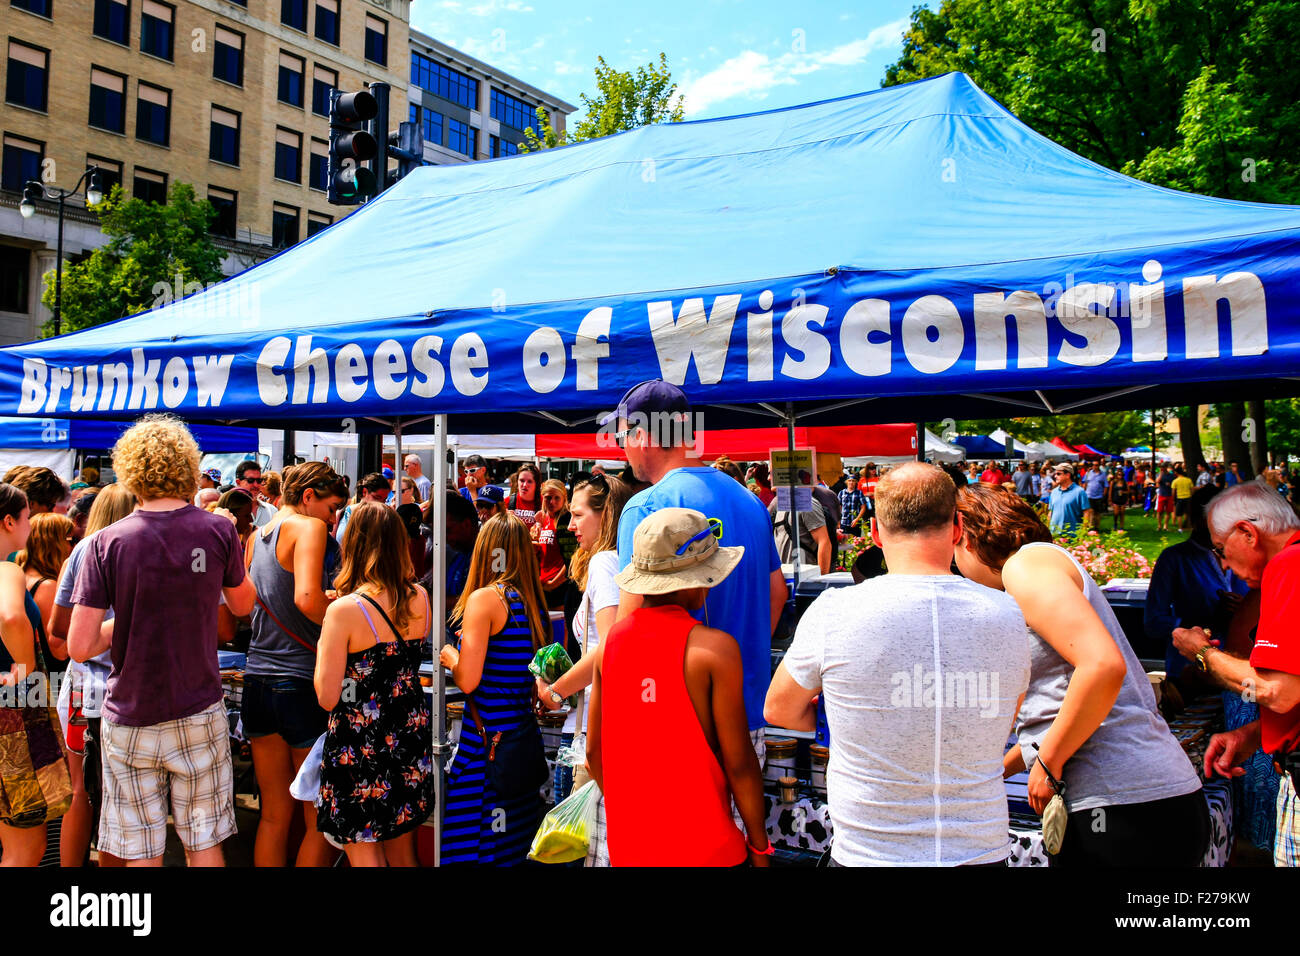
[240,674,328,749]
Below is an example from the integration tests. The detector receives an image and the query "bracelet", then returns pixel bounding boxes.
[747,839,774,856]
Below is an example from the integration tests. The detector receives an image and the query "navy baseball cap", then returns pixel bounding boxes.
[476,485,504,505]
[598,379,691,429]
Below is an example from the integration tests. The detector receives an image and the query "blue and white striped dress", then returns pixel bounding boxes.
[443,586,542,865]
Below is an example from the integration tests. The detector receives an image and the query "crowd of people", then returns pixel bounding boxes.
[1,388,1298,868]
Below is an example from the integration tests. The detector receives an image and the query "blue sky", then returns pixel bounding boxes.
[411,0,922,120]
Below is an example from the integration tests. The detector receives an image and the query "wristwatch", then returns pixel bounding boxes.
[1195,644,1215,672]
[548,687,565,705]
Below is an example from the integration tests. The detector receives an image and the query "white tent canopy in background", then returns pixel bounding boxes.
[0,448,75,482]
[989,428,1040,460]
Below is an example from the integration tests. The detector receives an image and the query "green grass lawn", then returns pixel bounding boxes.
[1088,507,1186,564]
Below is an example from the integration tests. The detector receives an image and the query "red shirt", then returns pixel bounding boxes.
[600,606,748,866]
[534,512,566,586]
[864,478,879,499]
[1250,531,1300,754]
[979,469,1005,485]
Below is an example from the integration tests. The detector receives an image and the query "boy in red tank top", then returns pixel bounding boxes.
[586,508,771,867]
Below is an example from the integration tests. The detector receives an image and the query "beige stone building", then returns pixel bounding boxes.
[0,0,413,345]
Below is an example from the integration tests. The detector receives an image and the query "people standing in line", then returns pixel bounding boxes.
[397,476,421,507]
[1173,483,1300,866]
[69,416,256,866]
[535,479,571,612]
[1047,464,1091,534]
[590,508,770,867]
[954,483,1208,866]
[474,484,507,524]
[537,474,631,866]
[770,495,832,574]
[440,513,550,865]
[1155,464,1176,531]
[746,463,776,508]
[404,454,432,503]
[243,461,348,868]
[1013,461,1035,503]
[1172,464,1196,531]
[0,482,72,866]
[67,491,96,546]
[16,513,73,676]
[768,464,1029,866]
[1107,465,1130,532]
[48,483,136,868]
[420,491,480,616]
[336,472,392,542]
[6,466,67,516]
[216,488,257,552]
[507,464,544,532]
[1083,461,1108,532]
[263,471,283,510]
[235,460,278,528]
[314,502,433,866]
[608,380,788,766]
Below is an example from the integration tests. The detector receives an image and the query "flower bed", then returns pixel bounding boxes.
[1051,528,1153,584]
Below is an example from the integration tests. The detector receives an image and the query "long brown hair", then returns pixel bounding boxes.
[334,501,419,633]
[282,461,348,506]
[17,513,73,581]
[450,512,548,651]
[569,474,631,591]
[86,482,136,536]
[955,482,1052,571]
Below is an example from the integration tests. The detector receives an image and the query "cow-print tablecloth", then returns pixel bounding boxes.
[765,779,1233,866]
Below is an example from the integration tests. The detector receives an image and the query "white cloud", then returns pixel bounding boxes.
[463,0,533,15]
[680,17,910,114]
[554,59,583,76]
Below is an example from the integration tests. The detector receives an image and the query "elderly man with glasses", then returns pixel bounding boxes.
[1172,481,1300,866]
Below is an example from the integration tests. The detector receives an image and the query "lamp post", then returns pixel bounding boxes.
[19,166,103,337]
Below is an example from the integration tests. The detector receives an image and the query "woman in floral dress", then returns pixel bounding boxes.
[315,502,433,866]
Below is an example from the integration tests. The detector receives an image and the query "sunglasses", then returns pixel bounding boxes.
[675,517,723,556]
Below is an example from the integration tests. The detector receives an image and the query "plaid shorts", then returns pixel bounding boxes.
[1275,772,1300,867]
[99,700,235,860]
[586,791,609,867]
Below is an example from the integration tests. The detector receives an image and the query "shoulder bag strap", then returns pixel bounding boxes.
[255,596,318,654]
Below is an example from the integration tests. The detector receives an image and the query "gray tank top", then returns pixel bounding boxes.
[1015,542,1201,812]
[246,520,327,681]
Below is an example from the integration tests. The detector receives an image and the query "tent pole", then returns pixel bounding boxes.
[430,413,448,866]
[394,421,403,490]
[916,422,924,463]
[786,403,801,600]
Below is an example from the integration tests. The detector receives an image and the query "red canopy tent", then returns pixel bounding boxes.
[1051,436,1088,457]
[535,424,918,461]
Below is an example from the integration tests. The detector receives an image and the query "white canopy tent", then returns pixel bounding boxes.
[1024,440,1080,461]
[844,428,964,467]
[989,428,1040,461]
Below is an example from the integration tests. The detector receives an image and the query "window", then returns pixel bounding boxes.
[410,52,477,109]
[135,82,170,145]
[490,88,537,133]
[314,0,338,45]
[308,138,327,191]
[409,102,418,126]
[311,64,336,116]
[6,41,48,112]
[421,107,443,146]
[306,212,331,237]
[277,52,304,108]
[490,135,519,158]
[209,106,239,165]
[274,128,301,183]
[93,0,130,45]
[280,0,306,31]
[12,0,52,17]
[272,204,299,248]
[86,155,122,198]
[1,134,42,192]
[208,186,236,238]
[133,166,167,204]
[88,67,127,133]
[447,118,474,157]
[140,0,174,60]
[364,14,386,66]
[213,26,243,86]
[0,245,30,314]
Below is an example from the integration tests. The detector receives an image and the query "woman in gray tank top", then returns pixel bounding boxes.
[955,484,1209,866]
[242,462,348,867]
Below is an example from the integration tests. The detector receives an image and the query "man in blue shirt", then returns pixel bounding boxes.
[605,379,788,743]
[1047,463,1092,533]
[1083,463,1108,532]
[1145,485,1249,689]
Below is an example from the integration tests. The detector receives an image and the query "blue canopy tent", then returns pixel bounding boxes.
[954,435,1023,459]
[5,72,1297,862]
[0,417,258,453]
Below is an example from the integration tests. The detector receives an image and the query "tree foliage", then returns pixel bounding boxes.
[950,411,1151,453]
[882,0,1300,201]
[42,182,225,336]
[522,53,685,152]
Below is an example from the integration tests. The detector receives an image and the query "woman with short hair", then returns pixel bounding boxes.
[954,482,1209,866]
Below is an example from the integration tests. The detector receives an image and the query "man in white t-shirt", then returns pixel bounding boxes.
[765,462,1030,866]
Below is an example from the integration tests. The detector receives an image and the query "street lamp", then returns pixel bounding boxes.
[19,166,104,336]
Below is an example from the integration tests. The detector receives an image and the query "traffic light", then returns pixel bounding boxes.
[327,89,378,205]
[388,121,423,183]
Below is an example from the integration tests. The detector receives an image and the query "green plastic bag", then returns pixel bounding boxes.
[529,643,579,707]
[529,780,600,864]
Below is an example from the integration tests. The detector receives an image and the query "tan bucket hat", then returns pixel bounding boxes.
[614,507,744,595]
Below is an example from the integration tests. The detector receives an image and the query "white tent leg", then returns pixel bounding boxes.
[430,414,448,865]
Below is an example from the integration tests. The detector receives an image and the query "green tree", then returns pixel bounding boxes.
[951,411,1150,452]
[522,53,685,152]
[882,0,1300,202]
[42,181,225,336]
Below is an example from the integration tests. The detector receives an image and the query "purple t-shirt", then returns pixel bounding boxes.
[72,505,245,727]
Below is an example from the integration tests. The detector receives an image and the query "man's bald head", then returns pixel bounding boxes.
[875,462,957,534]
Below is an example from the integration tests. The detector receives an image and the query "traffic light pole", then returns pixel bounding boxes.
[368,82,390,193]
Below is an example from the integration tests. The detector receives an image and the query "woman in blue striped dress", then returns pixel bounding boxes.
[440,513,550,865]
